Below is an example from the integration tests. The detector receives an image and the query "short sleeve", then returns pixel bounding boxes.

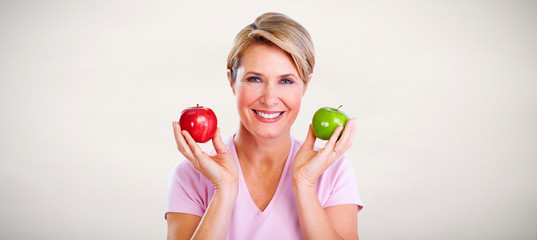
[319,156,363,212]
[165,160,211,219]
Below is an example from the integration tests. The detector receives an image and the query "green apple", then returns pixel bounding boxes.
[312,105,348,140]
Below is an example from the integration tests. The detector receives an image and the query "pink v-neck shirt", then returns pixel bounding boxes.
[165,136,363,239]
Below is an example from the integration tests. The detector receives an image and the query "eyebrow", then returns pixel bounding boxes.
[245,71,297,78]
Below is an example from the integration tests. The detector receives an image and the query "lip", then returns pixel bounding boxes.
[252,109,285,123]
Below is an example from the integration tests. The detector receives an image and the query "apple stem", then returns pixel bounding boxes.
[337,105,342,110]
[196,104,199,108]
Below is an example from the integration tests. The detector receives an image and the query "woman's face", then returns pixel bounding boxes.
[229,43,309,139]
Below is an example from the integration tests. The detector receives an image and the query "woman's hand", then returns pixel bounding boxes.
[292,118,356,187]
[172,121,238,190]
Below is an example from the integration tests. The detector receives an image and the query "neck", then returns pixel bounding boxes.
[233,123,292,170]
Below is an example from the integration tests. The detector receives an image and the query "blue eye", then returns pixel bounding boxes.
[247,77,262,82]
[281,78,294,84]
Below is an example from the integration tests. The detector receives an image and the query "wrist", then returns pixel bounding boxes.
[292,175,316,193]
[292,171,316,188]
[214,180,238,197]
[213,173,238,191]
[213,188,238,211]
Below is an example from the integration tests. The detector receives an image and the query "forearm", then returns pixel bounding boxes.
[292,181,343,240]
[192,186,237,240]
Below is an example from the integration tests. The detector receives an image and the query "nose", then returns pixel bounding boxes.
[260,82,279,107]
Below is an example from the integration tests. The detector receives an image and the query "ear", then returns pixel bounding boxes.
[303,73,313,95]
[227,69,236,95]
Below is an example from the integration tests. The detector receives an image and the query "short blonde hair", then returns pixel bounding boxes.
[227,12,315,83]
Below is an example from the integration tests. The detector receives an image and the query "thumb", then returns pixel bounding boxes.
[302,124,316,150]
[212,128,228,154]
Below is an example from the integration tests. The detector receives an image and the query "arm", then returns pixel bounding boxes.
[167,186,237,240]
[167,213,201,240]
[292,180,358,240]
[292,119,358,239]
[325,205,359,240]
[168,122,239,239]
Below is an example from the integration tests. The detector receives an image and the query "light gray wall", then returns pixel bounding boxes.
[1,0,536,239]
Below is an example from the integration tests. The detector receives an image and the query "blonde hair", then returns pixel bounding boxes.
[227,12,315,83]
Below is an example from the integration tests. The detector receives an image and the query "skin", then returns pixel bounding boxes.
[168,43,359,240]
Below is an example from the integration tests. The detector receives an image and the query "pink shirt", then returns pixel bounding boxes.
[165,136,363,239]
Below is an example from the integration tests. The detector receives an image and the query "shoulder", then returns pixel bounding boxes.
[170,160,206,190]
[320,154,355,186]
[172,159,198,178]
[166,160,213,217]
[326,154,354,176]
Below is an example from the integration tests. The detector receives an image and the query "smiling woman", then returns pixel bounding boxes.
[230,43,306,139]
[167,12,362,240]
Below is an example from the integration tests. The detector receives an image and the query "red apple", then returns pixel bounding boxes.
[179,104,217,143]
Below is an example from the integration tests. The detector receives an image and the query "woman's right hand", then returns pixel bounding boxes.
[172,121,238,190]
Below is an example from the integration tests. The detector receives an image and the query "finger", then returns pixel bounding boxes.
[182,130,206,162]
[302,124,317,150]
[334,118,356,153]
[172,121,194,160]
[212,128,229,154]
[346,118,357,149]
[323,125,344,157]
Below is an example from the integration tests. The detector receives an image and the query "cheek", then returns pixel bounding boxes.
[289,96,302,111]
[284,89,304,111]
[236,86,258,108]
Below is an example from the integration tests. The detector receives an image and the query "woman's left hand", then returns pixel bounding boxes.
[292,118,356,187]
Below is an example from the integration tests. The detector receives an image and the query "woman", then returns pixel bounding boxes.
[166,12,363,239]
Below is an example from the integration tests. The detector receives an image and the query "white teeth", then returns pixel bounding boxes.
[255,111,282,119]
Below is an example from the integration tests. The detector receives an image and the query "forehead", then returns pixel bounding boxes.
[239,43,299,75]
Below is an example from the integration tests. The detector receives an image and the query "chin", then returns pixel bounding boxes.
[253,128,284,139]
[248,124,290,139]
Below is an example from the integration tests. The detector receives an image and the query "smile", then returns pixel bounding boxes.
[253,110,284,119]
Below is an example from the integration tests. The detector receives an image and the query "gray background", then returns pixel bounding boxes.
[1,0,536,239]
